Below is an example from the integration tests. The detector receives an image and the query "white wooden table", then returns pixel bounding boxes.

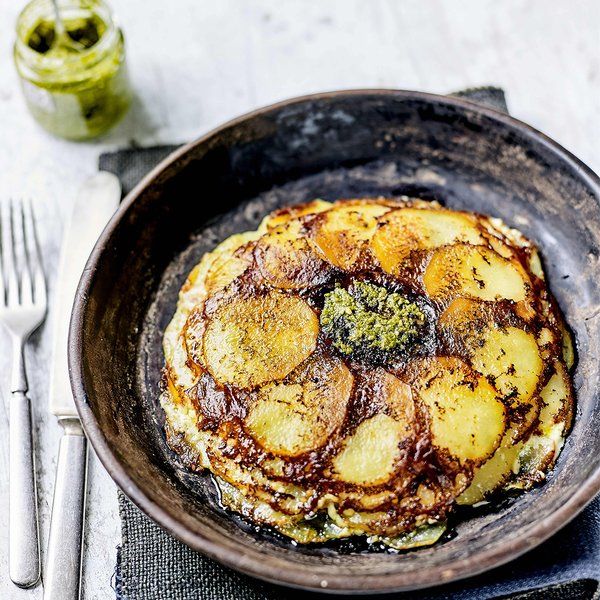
[0,1,599,598]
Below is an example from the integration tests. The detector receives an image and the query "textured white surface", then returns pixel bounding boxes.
[0,1,599,598]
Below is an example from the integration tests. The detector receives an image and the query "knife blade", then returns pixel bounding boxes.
[45,172,120,600]
[49,171,121,417]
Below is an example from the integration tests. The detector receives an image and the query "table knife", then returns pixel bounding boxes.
[45,172,120,600]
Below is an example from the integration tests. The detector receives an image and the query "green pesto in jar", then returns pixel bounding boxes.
[14,0,131,140]
[27,14,105,54]
[320,281,425,360]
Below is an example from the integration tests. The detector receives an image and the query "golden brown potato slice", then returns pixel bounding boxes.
[202,291,319,388]
[538,361,573,437]
[199,232,259,295]
[245,353,353,456]
[510,361,574,487]
[456,441,523,505]
[375,369,416,426]
[456,401,533,506]
[331,370,416,487]
[438,297,486,325]
[310,202,391,270]
[527,247,545,279]
[332,413,410,486]
[183,306,208,370]
[423,244,530,302]
[178,232,257,311]
[459,332,550,504]
[437,297,496,350]
[471,326,543,440]
[439,300,542,438]
[331,368,418,489]
[204,250,252,296]
[371,208,484,275]
[479,217,531,259]
[483,235,516,259]
[411,357,506,465]
[439,296,535,349]
[560,321,575,370]
[254,220,331,289]
[259,200,332,231]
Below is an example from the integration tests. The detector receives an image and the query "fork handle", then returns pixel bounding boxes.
[9,391,41,588]
[45,420,88,600]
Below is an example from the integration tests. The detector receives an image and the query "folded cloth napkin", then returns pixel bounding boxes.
[101,88,600,600]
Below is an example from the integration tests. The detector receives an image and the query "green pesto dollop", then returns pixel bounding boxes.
[320,281,425,360]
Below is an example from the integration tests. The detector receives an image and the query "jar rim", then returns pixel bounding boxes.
[14,0,119,72]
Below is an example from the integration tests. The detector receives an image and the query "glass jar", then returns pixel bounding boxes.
[14,0,131,140]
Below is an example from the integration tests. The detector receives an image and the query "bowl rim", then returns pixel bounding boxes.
[69,88,600,594]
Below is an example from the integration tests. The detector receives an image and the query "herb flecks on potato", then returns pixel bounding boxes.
[161,197,574,549]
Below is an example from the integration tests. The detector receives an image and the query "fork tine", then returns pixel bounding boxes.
[1,199,19,306]
[23,198,46,308]
[18,199,34,307]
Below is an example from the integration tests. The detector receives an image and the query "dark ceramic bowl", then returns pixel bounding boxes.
[70,90,600,594]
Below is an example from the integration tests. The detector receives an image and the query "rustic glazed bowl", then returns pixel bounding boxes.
[70,90,600,594]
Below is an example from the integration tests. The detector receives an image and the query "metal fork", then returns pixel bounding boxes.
[0,198,47,588]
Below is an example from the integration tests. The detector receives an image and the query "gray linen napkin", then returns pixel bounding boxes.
[101,88,600,600]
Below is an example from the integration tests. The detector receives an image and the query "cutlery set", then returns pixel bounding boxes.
[1,173,121,599]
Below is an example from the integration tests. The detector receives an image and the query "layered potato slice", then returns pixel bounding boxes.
[202,232,258,295]
[458,359,574,504]
[512,360,574,484]
[183,231,261,300]
[423,244,530,303]
[471,326,543,440]
[259,199,332,231]
[456,443,524,506]
[332,370,416,487]
[164,231,260,392]
[161,196,575,548]
[371,207,484,275]
[407,357,506,467]
[333,413,410,485]
[438,299,544,441]
[245,352,353,456]
[201,290,319,388]
[254,219,333,289]
[309,201,391,270]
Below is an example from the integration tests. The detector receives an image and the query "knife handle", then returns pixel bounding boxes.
[9,391,41,588]
[45,420,88,600]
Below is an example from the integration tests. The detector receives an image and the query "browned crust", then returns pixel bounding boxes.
[162,197,574,538]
